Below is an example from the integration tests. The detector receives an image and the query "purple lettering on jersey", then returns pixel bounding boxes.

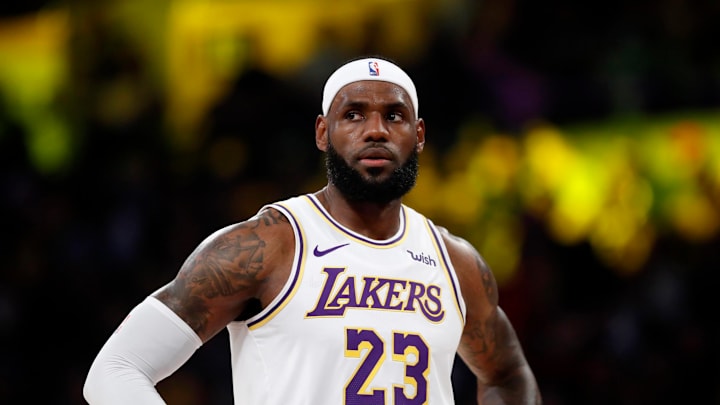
[406,250,437,267]
[383,279,408,310]
[402,281,426,312]
[306,267,446,322]
[420,285,444,322]
[306,267,347,317]
[328,276,359,309]
[359,277,388,309]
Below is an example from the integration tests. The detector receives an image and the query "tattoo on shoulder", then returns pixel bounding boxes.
[158,209,289,333]
[249,207,290,229]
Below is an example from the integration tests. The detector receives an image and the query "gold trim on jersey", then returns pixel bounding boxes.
[247,203,307,330]
[303,194,409,249]
[424,219,466,325]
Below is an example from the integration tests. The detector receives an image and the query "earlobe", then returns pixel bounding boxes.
[315,115,328,151]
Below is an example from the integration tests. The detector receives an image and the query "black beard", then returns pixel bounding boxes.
[325,141,419,204]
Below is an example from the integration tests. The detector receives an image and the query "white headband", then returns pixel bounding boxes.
[321,58,419,118]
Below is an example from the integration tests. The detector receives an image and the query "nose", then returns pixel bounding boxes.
[362,112,389,142]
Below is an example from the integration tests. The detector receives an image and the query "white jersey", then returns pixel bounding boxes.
[227,194,467,404]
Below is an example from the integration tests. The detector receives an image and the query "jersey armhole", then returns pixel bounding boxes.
[425,219,467,324]
[244,203,307,329]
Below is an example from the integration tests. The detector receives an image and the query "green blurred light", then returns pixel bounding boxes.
[27,113,72,174]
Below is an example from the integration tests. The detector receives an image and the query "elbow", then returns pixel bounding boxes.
[477,363,542,405]
[83,379,96,404]
[83,360,103,404]
[83,353,147,404]
[83,354,120,404]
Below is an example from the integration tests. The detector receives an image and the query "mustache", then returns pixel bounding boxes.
[356,143,396,160]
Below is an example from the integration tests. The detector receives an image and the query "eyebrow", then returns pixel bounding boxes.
[343,100,411,112]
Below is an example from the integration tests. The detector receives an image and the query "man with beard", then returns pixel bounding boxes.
[84,57,542,405]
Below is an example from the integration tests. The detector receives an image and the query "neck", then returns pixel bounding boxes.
[315,185,403,240]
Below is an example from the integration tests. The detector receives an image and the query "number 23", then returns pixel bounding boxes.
[344,328,429,404]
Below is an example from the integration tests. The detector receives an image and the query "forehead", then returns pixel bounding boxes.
[331,81,413,111]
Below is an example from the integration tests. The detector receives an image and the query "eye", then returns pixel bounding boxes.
[387,112,403,122]
[346,111,363,121]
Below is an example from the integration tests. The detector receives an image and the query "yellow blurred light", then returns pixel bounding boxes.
[592,223,655,276]
[406,147,442,216]
[617,174,653,223]
[711,155,720,202]
[438,171,484,221]
[591,206,639,252]
[163,0,429,145]
[444,127,486,174]
[476,217,522,286]
[0,10,68,110]
[669,120,708,173]
[639,121,696,189]
[0,10,72,173]
[666,190,720,242]
[548,159,607,244]
[524,125,578,192]
[701,122,720,198]
[466,135,520,196]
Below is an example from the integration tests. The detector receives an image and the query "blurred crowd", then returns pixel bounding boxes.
[2,0,720,404]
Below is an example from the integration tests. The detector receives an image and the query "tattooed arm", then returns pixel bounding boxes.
[84,208,294,404]
[441,229,542,405]
[154,207,294,342]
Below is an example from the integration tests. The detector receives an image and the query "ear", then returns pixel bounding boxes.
[415,118,426,153]
[315,115,328,152]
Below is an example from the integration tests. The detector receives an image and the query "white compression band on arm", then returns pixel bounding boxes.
[84,296,202,405]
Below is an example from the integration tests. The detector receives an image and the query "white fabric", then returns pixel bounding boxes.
[226,194,466,404]
[83,296,202,405]
[322,58,419,118]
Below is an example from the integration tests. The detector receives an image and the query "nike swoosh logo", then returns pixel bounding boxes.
[313,243,350,257]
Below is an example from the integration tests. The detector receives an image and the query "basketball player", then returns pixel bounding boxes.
[84,57,542,404]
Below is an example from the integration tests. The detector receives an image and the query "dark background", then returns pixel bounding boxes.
[2,1,720,404]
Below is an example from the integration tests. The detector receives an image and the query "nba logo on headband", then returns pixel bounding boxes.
[368,61,380,76]
[321,57,419,118]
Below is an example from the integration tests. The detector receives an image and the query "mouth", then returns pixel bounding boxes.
[357,147,394,167]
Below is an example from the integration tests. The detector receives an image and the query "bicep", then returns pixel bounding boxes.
[447,235,526,384]
[154,209,292,341]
